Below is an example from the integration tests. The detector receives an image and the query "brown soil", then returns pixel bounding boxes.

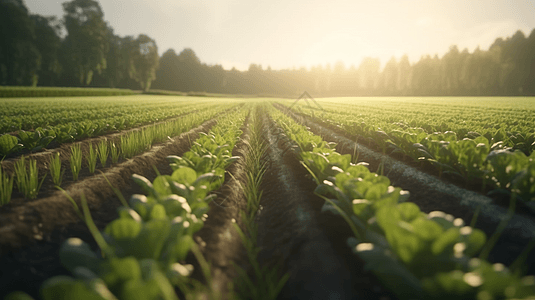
[189,112,251,297]
[256,113,394,300]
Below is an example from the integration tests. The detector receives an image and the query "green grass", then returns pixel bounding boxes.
[233,107,289,300]
[70,144,82,181]
[0,166,14,205]
[49,152,64,186]
[110,142,120,164]
[0,86,138,98]
[97,139,109,167]
[14,156,45,199]
[87,144,98,174]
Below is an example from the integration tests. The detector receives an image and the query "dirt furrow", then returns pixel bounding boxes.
[190,112,251,297]
[274,103,535,275]
[256,112,392,300]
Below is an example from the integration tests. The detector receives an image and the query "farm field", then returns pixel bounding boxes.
[1,96,534,300]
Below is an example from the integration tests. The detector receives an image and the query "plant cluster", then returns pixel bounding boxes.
[286,98,535,205]
[0,98,228,157]
[272,107,535,300]
[7,109,246,299]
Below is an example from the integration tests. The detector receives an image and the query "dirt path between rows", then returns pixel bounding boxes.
[274,103,535,275]
[189,112,251,297]
[256,112,393,300]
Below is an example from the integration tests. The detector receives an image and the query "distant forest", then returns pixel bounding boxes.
[2,0,535,96]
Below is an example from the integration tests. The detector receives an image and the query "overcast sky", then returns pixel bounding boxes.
[25,0,535,71]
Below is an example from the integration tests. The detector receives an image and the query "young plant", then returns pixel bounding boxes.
[97,139,108,167]
[70,144,82,181]
[0,166,14,205]
[14,156,45,199]
[87,144,98,174]
[110,142,120,164]
[49,152,64,186]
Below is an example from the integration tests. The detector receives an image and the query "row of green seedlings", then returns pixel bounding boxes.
[0,107,230,206]
[270,107,535,300]
[7,108,247,300]
[231,104,290,299]
[0,102,224,158]
[288,103,535,204]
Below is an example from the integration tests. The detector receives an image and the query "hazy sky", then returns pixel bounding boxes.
[25,0,535,71]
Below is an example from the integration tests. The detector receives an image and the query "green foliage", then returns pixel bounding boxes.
[272,105,535,300]
[5,107,247,300]
[110,142,120,164]
[0,86,136,98]
[87,144,98,174]
[14,156,45,199]
[70,144,82,181]
[287,98,535,203]
[0,166,14,205]
[0,134,21,157]
[49,152,64,186]
[98,139,109,167]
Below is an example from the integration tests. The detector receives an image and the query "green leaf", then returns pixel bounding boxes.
[59,238,99,274]
[171,167,197,186]
[104,218,142,240]
[431,227,460,255]
[0,134,19,156]
[152,175,173,197]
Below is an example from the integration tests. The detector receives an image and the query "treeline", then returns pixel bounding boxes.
[2,0,535,96]
[0,0,158,91]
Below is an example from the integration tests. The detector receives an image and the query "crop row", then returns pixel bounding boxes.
[270,105,535,300]
[7,106,247,299]
[0,104,236,206]
[283,99,535,205]
[289,97,535,141]
[1,99,231,157]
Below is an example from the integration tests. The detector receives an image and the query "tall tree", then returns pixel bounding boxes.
[31,15,62,86]
[62,0,109,85]
[0,0,41,86]
[130,34,159,91]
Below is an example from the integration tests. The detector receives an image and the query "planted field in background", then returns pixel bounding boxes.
[1,96,534,300]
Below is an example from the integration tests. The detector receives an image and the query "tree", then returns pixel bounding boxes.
[31,15,62,86]
[130,34,159,91]
[62,0,109,85]
[0,0,41,86]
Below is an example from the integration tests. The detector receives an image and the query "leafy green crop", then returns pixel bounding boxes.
[272,105,535,300]
[7,107,247,300]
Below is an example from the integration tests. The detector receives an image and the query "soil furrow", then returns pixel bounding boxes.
[256,112,392,300]
[274,103,535,275]
[191,112,251,297]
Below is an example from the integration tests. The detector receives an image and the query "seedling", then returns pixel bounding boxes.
[87,144,98,174]
[97,139,108,167]
[70,144,82,181]
[0,166,14,205]
[49,152,64,186]
[14,156,45,199]
[110,142,120,164]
